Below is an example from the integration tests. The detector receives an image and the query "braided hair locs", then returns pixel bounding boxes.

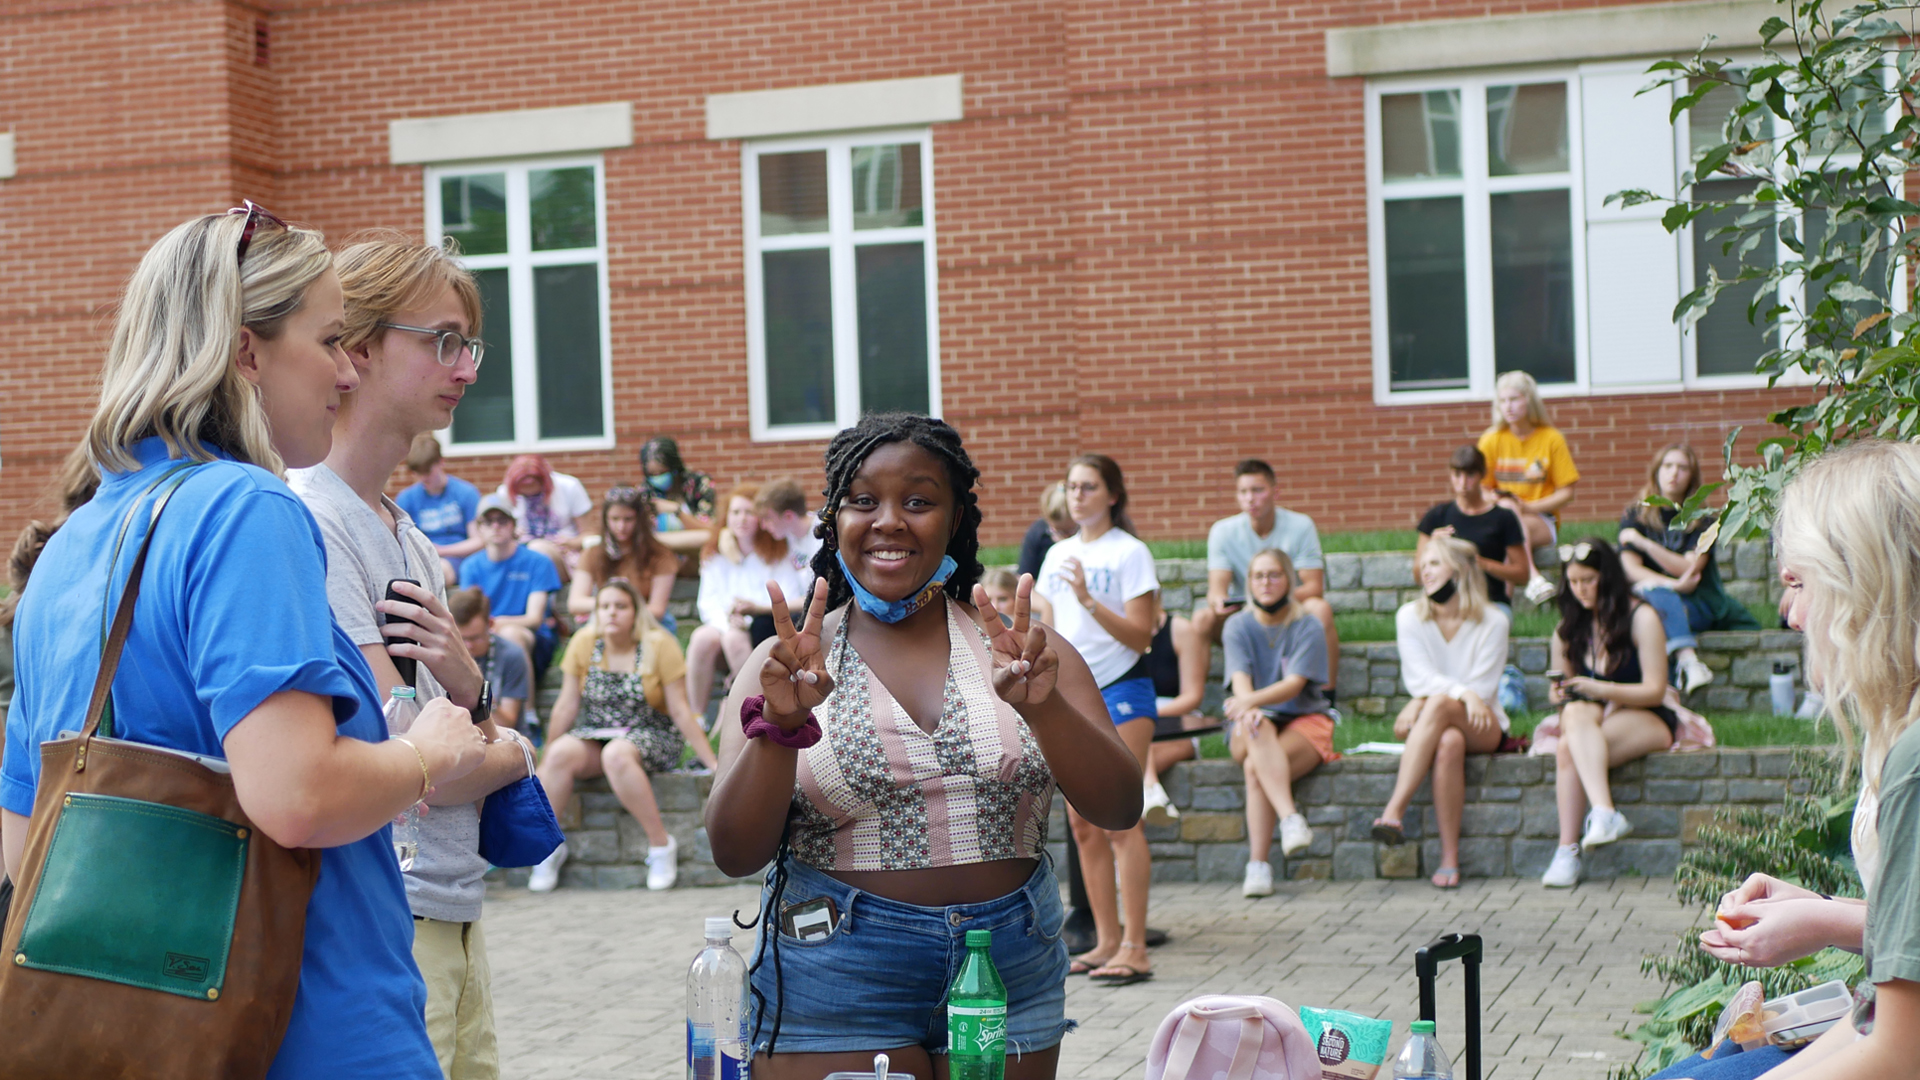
[806,413,984,612]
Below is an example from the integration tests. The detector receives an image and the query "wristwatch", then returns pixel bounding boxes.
[469,681,493,726]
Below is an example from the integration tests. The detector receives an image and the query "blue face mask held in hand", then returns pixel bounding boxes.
[836,552,957,624]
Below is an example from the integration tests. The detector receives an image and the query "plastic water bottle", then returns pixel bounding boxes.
[947,929,1007,1080]
[1392,1020,1453,1079]
[1770,662,1796,716]
[687,916,750,1080]
[384,687,423,872]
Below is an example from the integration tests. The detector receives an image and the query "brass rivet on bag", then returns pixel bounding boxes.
[13,954,23,965]
[206,988,219,1000]
[236,828,248,840]
[62,796,70,807]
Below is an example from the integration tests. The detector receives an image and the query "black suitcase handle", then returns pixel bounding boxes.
[1415,932,1482,1080]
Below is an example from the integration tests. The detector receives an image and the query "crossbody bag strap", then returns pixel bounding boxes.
[85,464,201,743]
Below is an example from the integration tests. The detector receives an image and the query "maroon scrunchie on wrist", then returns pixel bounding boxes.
[740,694,823,749]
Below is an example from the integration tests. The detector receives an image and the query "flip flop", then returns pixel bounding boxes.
[1068,957,1104,976]
[1370,819,1405,846]
[1431,866,1460,889]
[1088,964,1154,987]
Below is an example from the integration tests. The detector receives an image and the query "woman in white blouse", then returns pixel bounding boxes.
[686,484,801,719]
[1370,536,1510,888]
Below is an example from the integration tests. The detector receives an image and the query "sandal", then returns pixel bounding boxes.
[1431,866,1460,889]
[1068,952,1111,976]
[1088,963,1154,986]
[1370,818,1405,846]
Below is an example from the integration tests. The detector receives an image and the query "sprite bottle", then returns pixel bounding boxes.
[946,929,1007,1080]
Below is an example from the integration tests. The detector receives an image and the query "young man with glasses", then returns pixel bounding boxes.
[288,239,529,1080]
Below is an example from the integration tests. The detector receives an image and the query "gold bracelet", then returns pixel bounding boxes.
[392,736,432,802]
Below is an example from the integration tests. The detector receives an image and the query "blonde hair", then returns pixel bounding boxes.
[1413,536,1488,624]
[1776,440,1920,790]
[1040,480,1071,527]
[1488,370,1550,433]
[87,213,332,476]
[1247,548,1303,627]
[334,234,482,353]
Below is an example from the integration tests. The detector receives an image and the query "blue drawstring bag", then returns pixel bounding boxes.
[478,734,566,868]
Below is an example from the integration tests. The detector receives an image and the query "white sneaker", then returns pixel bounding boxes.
[1541,844,1581,888]
[1580,808,1632,848]
[528,841,567,893]
[1242,860,1275,898]
[646,834,679,891]
[1524,575,1558,605]
[1279,813,1313,858]
[1680,657,1715,695]
[1142,781,1180,827]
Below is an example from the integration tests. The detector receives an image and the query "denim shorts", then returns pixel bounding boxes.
[1100,675,1158,727]
[746,856,1074,1058]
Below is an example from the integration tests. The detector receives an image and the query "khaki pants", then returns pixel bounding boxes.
[413,916,499,1080]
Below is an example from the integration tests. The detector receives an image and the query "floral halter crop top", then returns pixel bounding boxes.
[786,598,1056,871]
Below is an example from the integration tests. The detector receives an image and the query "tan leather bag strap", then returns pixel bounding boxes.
[84,465,199,742]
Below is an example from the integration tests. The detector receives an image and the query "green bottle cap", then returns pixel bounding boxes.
[1410,1020,1436,1035]
[965,929,992,948]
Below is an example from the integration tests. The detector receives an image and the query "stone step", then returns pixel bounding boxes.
[490,746,1802,889]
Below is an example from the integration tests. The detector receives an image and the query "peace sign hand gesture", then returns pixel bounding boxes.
[970,574,1059,707]
[760,579,834,726]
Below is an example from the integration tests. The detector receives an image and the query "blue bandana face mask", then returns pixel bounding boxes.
[645,473,673,493]
[836,551,958,624]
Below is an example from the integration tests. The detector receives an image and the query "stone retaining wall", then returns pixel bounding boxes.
[497,748,1803,888]
[1142,747,1804,883]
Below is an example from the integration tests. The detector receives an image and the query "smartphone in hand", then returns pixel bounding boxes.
[383,579,420,686]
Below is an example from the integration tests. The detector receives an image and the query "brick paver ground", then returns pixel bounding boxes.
[486,876,1695,1080]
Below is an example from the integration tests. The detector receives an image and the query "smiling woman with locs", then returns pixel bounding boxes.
[705,413,1143,1080]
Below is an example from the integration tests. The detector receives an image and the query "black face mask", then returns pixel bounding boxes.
[1426,579,1458,605]
[1252,592,1290,614]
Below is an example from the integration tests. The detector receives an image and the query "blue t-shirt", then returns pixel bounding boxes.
[396,474,479,548]
[3,440,439,1080]
[459,544,562,622]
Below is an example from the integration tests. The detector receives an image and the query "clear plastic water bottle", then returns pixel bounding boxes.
[687,916,750,1080]
[1392,1020,1453,1080]
[947,929,1007,1080]
[1770,662,1796,716]
[384,687,423,872]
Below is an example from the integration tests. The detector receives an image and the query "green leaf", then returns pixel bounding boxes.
[1759,15,1789,41]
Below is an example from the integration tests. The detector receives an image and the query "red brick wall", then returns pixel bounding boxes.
[0,0,1808,552]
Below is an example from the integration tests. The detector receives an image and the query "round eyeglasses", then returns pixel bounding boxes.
[378,322,485,369]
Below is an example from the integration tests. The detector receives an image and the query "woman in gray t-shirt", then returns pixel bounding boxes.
[1674,442,1920,1078]
[1223,549,1337,898]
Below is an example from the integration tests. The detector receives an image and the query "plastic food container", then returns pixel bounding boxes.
[1761,980,1852,1049]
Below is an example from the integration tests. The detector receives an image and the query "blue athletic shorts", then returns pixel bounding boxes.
[1100,675,1158,727]
[747,855,1074,1058]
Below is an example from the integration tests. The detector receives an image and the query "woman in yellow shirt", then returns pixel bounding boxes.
[529,578,717,892]
[1477,371,1579,604]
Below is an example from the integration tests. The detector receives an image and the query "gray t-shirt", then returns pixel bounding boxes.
[1866,719,1920,986]
[1222,608,1331,718]
[482,633,531,706]
[289,464,487,922]
[1207,509,1325,597]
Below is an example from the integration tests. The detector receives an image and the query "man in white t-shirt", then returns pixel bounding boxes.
[1191,460,1340,700]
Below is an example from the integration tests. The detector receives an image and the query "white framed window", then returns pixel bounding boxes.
[1366,70,1589,403]
[425,157,614,452]
[1679,68,1899,386]
[742,129,941,441]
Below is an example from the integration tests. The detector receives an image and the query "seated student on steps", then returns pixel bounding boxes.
[1224,548,1338,899]
[459,494,563,677]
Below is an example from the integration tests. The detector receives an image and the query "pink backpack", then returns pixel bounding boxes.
[1144,996,1323,1080]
